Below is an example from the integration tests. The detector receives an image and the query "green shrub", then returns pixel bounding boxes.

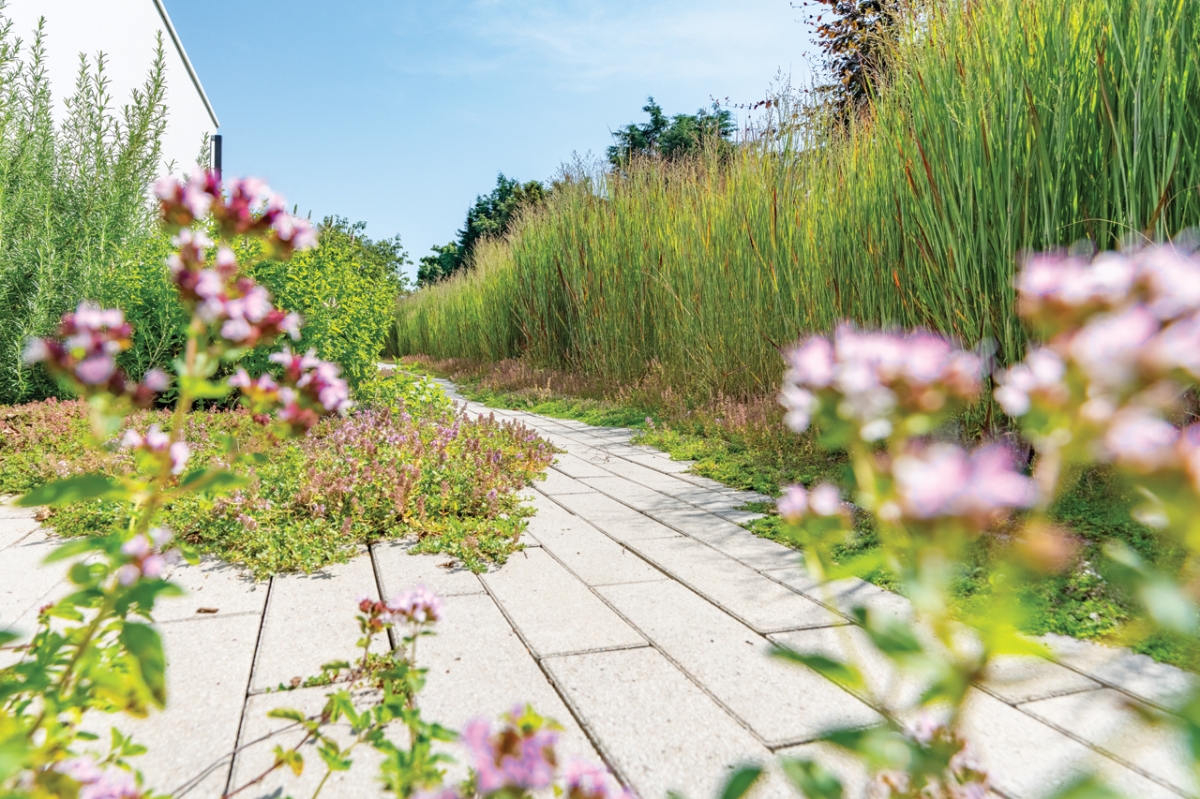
[242,217,408,387]
[0,16,170,404]
[355,369,454,419]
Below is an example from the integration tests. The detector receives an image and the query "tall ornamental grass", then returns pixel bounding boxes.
[0,14,172,404]
[394,0,1200,399]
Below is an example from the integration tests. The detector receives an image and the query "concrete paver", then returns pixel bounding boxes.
[1019,688,1198,796]
[372,540,486,598]
[550,452,616,479]
[0,515,39,550]
[543,646,789,799]
[627,535,842,633]
[115,613,261,799]
[152,556,267,622]
[480,546,646,656]
[536,468,599,496]
[599,580,879,747]
[524,494,667,586]
[416,592,602,778]
[1043,633,1197,707]
[0,529,70,634]
[649,506,797,571]
[231,686,389,799]
[250,554,384,693]
[959,688,1183,799]
[553,491,684,543]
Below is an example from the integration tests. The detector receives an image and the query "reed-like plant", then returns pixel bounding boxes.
[394,0,1200,401]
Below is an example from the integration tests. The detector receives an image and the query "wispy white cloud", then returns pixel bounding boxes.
[391,0,817,97]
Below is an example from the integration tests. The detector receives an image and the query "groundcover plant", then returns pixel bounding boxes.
[0,171,623,799]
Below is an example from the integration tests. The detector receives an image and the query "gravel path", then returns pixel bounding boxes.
[1,378,1196,799]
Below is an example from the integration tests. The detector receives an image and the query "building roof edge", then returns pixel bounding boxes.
[150,0,219,129]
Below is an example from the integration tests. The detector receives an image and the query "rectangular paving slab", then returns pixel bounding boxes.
[107,613,261,799]
[416,591,602,778]
[771,624,925,713]
[1042,632,1197,708]
[978,655,1101,705]
[543,646,791,799]
[958,688,1183,799]
[250,554,384,693]
[627,536,841,634]
[648,506,798,571]
[582,462,705,497]
[765,568,913,621]
[152,556,268,622]
[599,580,879,747]
[553,491,683,543]
[581,475,696,514]
[524,495,667,586]
[481,547,646,656]
[535,468,598,496]
[0,530,69,634]
[550,452,615,479]
[0,516,39,551]
[232,686,388,799]
[1018,688,1198,796]
[372,540,486,599]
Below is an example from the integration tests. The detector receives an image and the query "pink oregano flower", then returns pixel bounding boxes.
[116,527,180,586]
[55,758,143,799]
[462,706,559,793]
[781,326,981,440]
[121,424,191,475]
[882,442,1036,525]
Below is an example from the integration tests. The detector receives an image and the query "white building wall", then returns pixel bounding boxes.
[6,0,218,175]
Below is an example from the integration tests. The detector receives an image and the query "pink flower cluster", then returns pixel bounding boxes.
[168,228,300,350]
[1100,412,1200,485]
[563,760,634,799]
[116,527,179,586]
[154,170,317,255]
[998,246,1200,492]
[882,443,1036,526]
[121,424,191,476]
[463,707,559,794]
[388,585,443,624]
[355,586,443,632]
[23,304,167,407]
[1000,247,1200,418]
[777,482,844,523]
[55,758,142,799]
[781,327,982,441]
[229,348,351,434]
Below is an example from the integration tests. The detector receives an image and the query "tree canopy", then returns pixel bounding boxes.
[803,0,902,118]
[606,98,735,167]
[417,174,546,287]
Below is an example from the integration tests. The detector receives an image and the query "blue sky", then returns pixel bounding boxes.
[166,1,819,281]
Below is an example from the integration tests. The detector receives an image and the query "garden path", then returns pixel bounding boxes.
[1,377,1197,799]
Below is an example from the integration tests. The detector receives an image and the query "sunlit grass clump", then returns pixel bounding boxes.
[394,0,1200,399]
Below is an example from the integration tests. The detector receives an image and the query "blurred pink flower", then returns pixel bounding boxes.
[1100,409,1180,473]
[893,443,1035,522]
[564,759,634,799]
[387,585,443,624]
[463,714,558,794]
